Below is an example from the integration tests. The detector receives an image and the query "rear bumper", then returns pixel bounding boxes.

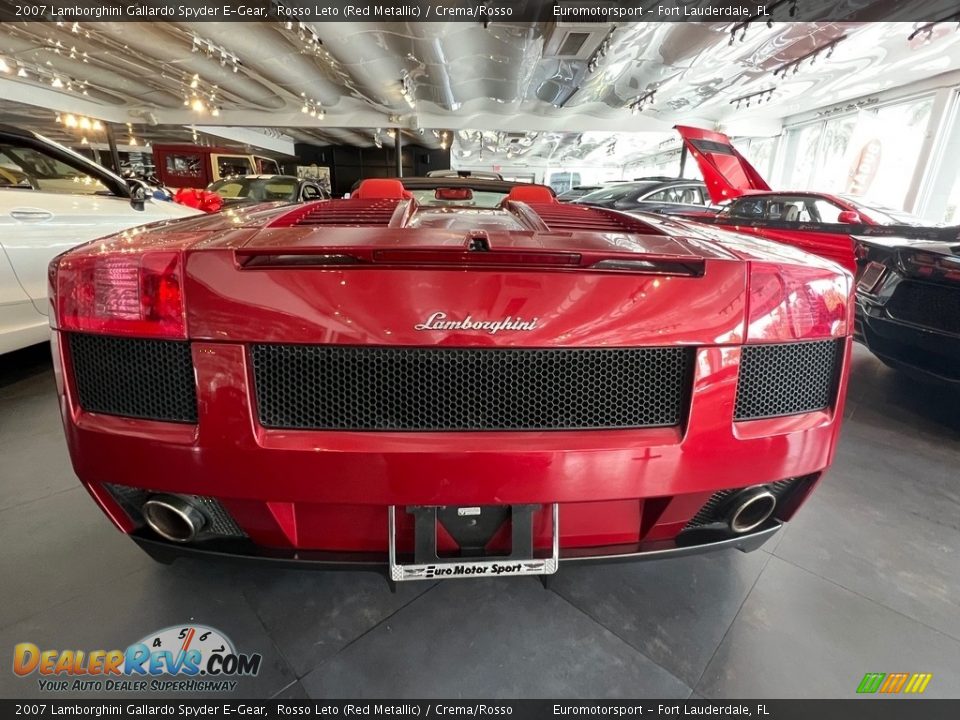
[132,521,782,573]
[54,333,849,556]
[856,301,960,383]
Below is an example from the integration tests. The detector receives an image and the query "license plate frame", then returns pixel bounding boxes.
[388,504,559,582]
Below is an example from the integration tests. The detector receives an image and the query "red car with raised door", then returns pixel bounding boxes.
[674,125,940,275]
[49,178,853,582]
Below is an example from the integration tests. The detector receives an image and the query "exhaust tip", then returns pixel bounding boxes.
[142,495,206,543]
[728,488,777,534]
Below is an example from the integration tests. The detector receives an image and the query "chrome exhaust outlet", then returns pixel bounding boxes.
[142,495,206,543]
[727,487,777,534]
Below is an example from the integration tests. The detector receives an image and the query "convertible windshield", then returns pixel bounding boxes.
[209,177,298,202]
[408,189,508,209]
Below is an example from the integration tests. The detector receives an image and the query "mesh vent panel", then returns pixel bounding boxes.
[251,345,693,431]
[735,340,843,421]
[69,334,197,423]
[886,281,960,335]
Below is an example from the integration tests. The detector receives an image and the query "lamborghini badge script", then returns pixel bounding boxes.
[415,311,539,334]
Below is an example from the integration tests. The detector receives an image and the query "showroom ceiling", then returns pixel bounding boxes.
[1,19,959,159]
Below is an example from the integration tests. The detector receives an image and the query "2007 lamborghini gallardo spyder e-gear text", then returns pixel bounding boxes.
[50,178,854,581]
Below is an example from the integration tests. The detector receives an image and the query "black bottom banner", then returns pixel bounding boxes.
[3,700,960,720]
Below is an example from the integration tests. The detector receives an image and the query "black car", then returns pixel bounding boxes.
[207,174,329,206]
[855,233,960,383]
[573,179,713,216]
[556,185,603,202]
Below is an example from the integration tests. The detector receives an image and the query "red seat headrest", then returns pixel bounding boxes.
[354,179,409,200]
[505,184,557,204]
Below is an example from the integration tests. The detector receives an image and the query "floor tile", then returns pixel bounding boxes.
[240,567,434,678]
[774,433,960,641]
[0,560,296,699]
[0,487,150,629]
[0,428,77,512]
[550,548,769,686]
[300,578,690,699]
[696,556,960,698]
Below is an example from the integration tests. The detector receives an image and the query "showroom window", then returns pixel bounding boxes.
[216,155,255,178]
[0,143,106,194]
[165,152,202,178]
[941,169,960,225]
[782,95,934,210]
[813,198,844,223]
[731,136,778,180]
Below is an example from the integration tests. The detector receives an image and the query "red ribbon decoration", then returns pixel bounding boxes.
[173,188,224,213]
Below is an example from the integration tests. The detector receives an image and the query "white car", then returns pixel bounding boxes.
[0,126,200,354]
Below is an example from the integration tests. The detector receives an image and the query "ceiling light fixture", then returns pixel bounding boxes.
[773,35,846,78]
[730,87,776,109]
[400,72,416,109]
[728,0,798,45]
[906,14,960,42]
[299,95,325,119]
[628,90,656,115]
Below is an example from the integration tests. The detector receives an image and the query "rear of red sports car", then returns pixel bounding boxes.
[49,181,854,582]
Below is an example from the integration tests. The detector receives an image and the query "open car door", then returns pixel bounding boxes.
[676,125,771,204]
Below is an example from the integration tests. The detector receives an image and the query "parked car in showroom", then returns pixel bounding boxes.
[50,177,853,581]
[673,125,944,273]
[0,125,200,355]
[854,237,960,383]
[573,177,714,216]
[207,174,329,207]
[675,125,960,383]
[556,184,603,202]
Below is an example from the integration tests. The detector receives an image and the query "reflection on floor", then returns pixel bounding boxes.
[1,343,958,699]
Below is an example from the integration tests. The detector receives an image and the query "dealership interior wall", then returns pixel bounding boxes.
[2,18,960,700]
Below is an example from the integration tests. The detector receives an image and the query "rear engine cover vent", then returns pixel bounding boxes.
[525,203,658,234]
[270,199,402,228]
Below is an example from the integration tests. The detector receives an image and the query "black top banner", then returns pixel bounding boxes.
[1,0,960,23]
[4,699,960,719]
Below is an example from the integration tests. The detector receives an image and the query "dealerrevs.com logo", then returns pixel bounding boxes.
[13,624,261,693]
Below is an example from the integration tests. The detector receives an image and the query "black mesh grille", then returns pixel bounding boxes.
[735,340,843,421]
[69,334,197,423]
[886,281,960,335]
[251,345,693,431]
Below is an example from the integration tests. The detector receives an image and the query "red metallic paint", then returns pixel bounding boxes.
[51,199,853,560]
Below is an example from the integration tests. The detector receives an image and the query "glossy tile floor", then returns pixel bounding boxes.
[1,343,959,699]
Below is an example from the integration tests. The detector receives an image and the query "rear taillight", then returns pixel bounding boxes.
[746,262,852,342]
[52,251,186,338]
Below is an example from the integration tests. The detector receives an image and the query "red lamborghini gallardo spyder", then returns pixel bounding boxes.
[50,178,853,581]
